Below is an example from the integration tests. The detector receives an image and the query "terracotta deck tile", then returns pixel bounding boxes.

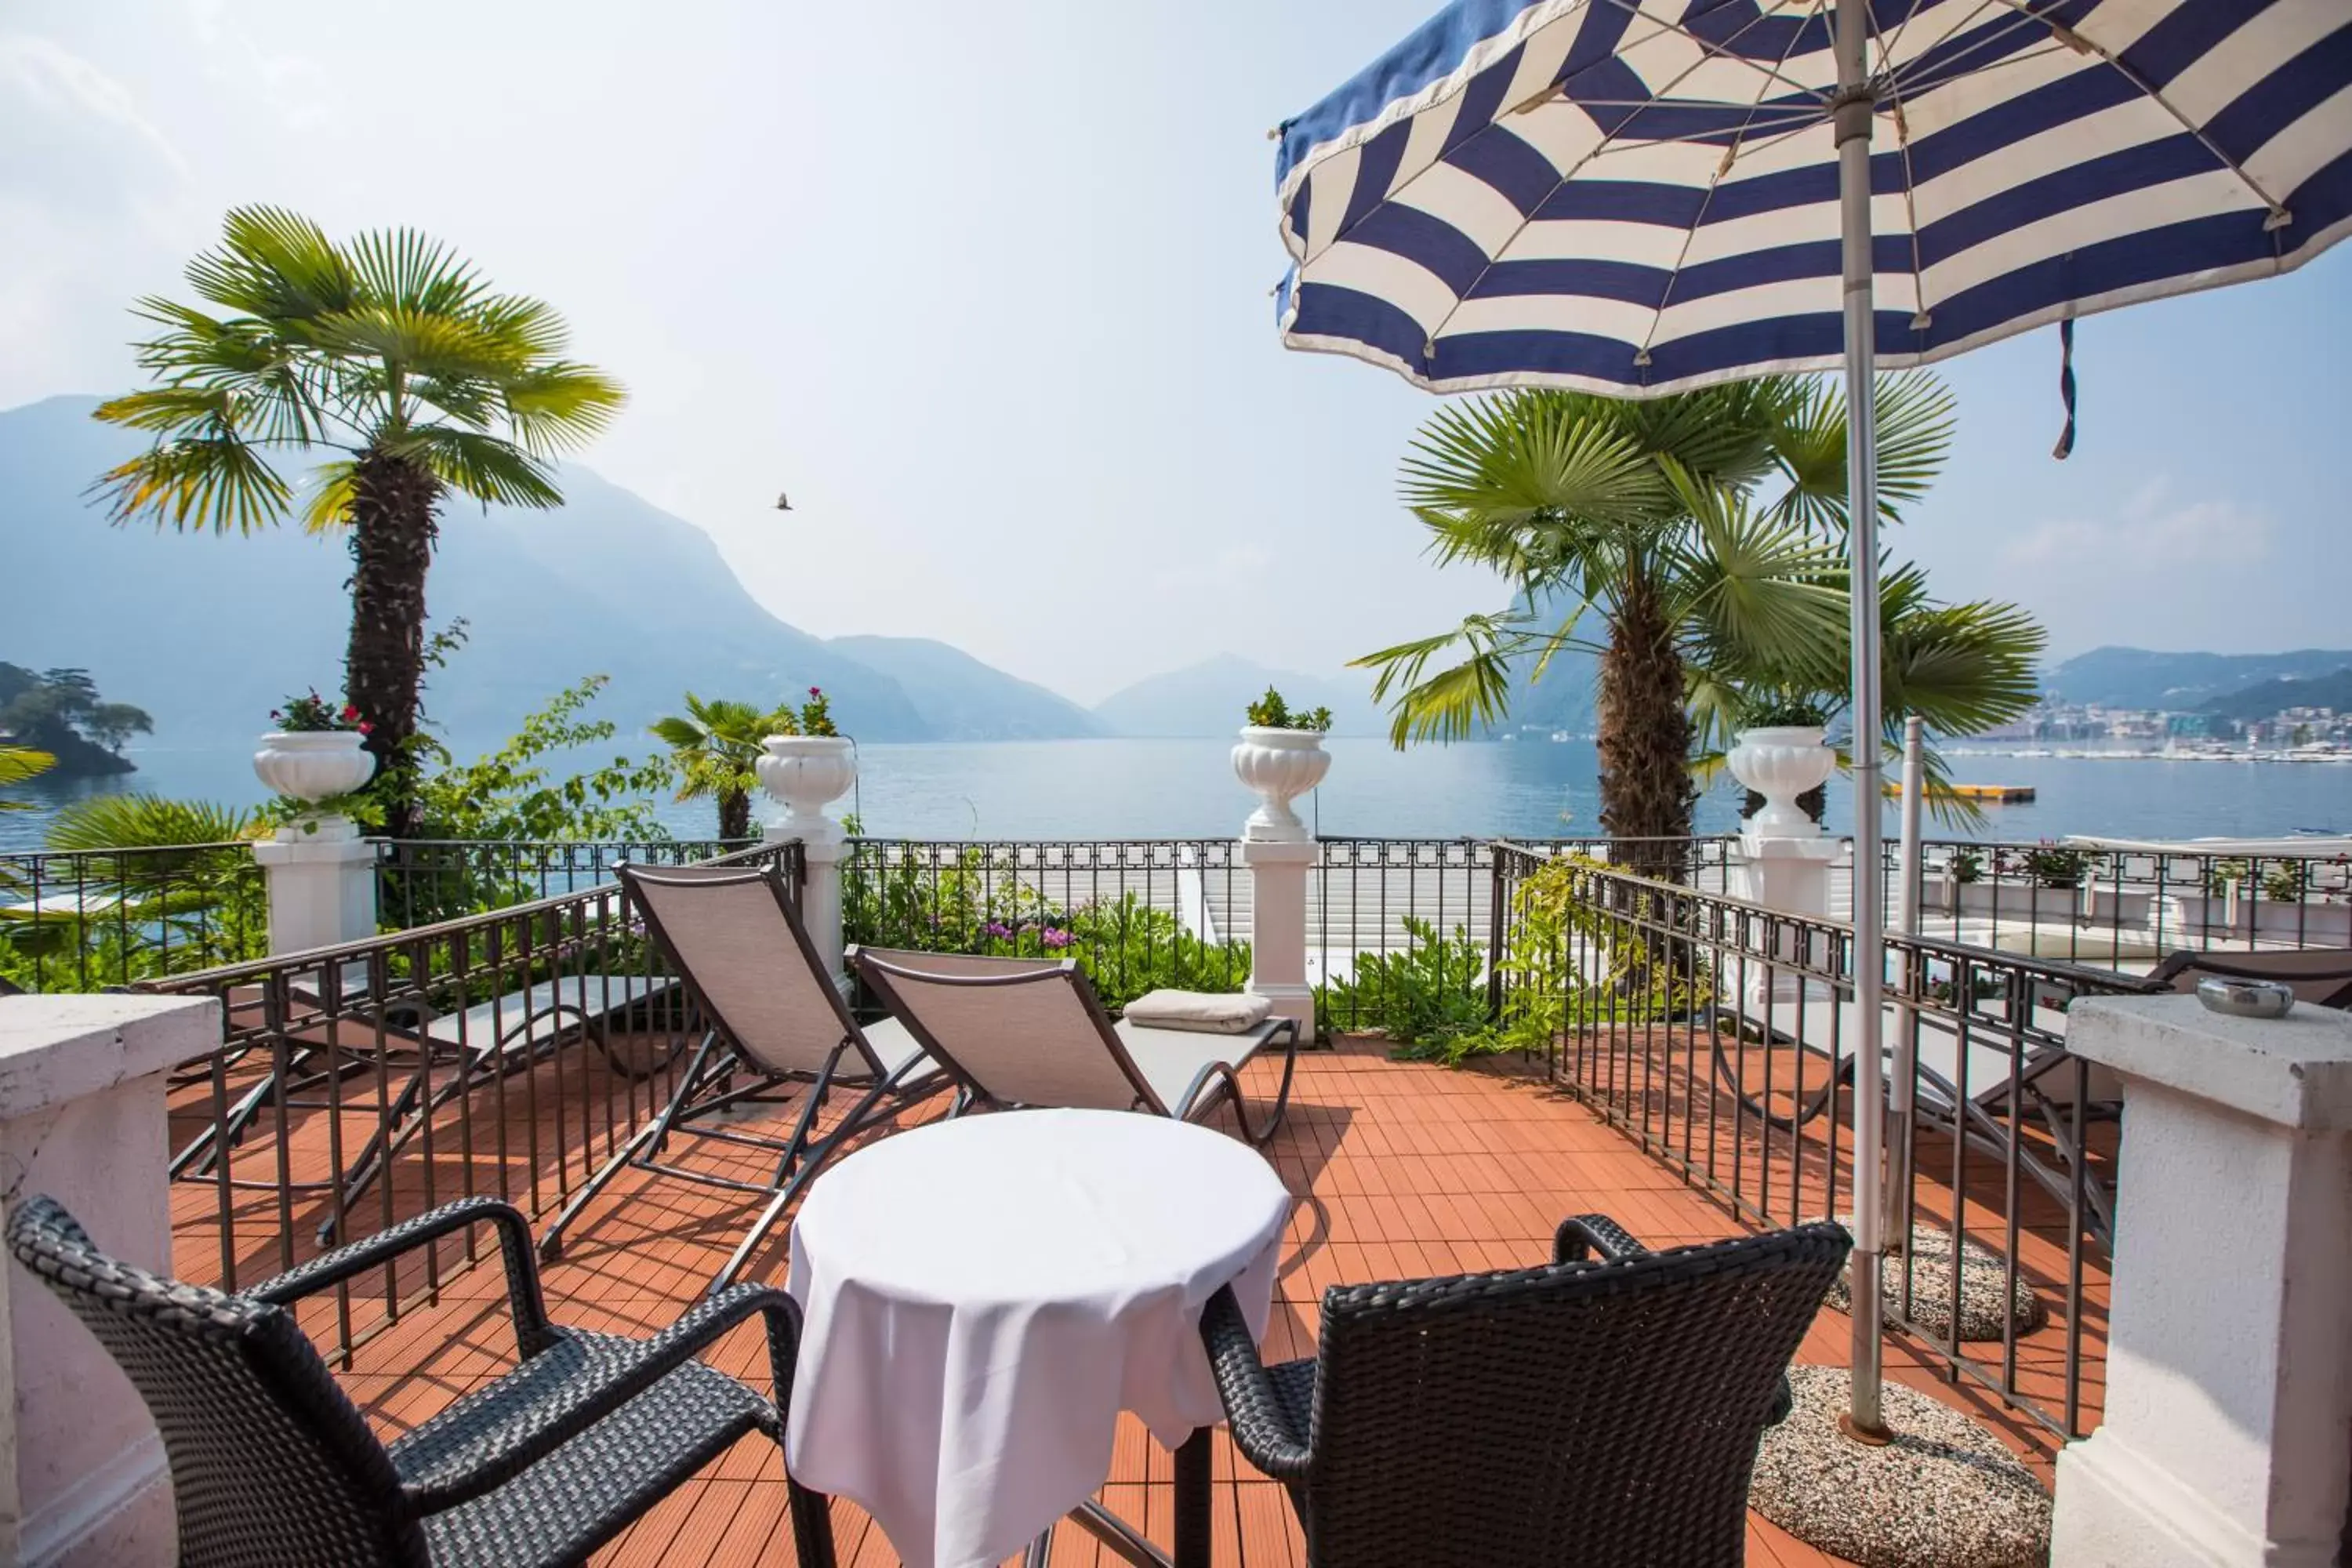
[168,1032,2101,1566]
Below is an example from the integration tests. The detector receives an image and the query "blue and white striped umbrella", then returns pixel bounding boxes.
[1274,0,2349,1442]
[1275,0,2351,397]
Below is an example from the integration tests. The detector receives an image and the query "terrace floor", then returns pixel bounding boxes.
[169,1035,2085,1568]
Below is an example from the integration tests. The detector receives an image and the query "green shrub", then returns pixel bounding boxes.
[1317,916,1494,1063]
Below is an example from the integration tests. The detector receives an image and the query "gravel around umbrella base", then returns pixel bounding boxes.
[1825,1218,2047,1342]
[1751,1367,2052,1568]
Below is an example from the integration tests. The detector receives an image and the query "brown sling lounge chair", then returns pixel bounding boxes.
[852,949,1298,1145]
[2144,946,2352,1009]
[538,861,947,1291]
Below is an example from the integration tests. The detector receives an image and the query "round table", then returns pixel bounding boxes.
[786,1108,1293,1568]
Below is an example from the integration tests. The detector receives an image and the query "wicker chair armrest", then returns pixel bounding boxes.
[401,1283,804,1514]
[1552,1213,1649,1265]
[1199,1285,1312,1481]
[249,1196,553,1352]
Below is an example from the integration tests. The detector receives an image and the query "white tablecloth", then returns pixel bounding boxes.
[786,1109,1292,1568]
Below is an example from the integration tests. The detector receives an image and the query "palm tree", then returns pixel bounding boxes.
[91,207,626,837]
[1359,376,1955,879]
[1693,564,2046,826]
[651,695,786,840]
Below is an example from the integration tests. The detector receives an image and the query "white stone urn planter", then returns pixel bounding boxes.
[253,731,376,837]
[757,735,857,843]
[1726,724,1836,837]
[1232,727,1330,843]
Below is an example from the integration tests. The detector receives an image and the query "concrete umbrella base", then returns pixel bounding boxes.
[1824,1216,2046,1341]
[1750,1367,2051,1568]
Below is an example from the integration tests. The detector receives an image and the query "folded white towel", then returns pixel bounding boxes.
[1120,988,1272,1035]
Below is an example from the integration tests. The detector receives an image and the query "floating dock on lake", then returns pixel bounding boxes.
[1882,782,2038,804]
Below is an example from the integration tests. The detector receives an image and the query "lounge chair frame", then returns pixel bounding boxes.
[853,948,1298,1146]
[537,861,946,1292]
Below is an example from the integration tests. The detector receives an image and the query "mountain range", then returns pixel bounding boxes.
[2196,666,2352,723]
[0,395,1396,749]
[2043,647,2352,710]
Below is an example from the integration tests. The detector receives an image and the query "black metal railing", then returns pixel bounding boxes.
[1,837,762,994]
[1497,841,2140,1440]
[0,842,268,993]
[140,839,799,1365]
[835,835,1743,1035]
[841,839,1250,1012]
[374,837,757,930]
[1886,838,2352,964]
[1313,836,1737,1036]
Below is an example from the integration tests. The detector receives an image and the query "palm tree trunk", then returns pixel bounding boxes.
[1596,574,1696,884]
[717,787,750,841]
[345,449,441,839]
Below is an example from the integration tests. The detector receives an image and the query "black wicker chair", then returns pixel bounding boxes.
[1199,1214,1850,1567]
[5,1193,837,1568]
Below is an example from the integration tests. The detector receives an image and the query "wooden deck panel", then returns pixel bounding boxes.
[166,1033,2097,1566]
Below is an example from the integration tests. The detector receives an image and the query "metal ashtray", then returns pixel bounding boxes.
[2196,976,2296,1019]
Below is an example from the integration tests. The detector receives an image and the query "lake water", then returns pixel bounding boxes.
[6,736,2347,851]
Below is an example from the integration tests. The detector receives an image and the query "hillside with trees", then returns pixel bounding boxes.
[0,665,152,777]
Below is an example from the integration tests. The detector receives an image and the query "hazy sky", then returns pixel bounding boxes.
[5,0,2346,706]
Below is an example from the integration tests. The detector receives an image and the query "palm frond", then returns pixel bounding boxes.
[1766,371,1955,533]
[43,793,259,851]
[1613,377,1795,487]
[1399,393,1663,526]
[310,304,521,382]
[1353,613,1534,746]
[0,745,56,806]
[1660,464,1846,684]
[499,361,628,454]
[93,437,293,535]
[343,227,487,320]
[394,427,563,509]
[186,206,353,321]
[298,460,361,534]
[1881,592,2045,739]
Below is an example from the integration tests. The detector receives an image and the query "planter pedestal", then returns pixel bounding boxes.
[2052,996,2352,1568]
[757,736,857,1000]
[1240,838,1318,1046]
[770,826,850,998]
[252,818,377,955]
[1731,829,1843,1004]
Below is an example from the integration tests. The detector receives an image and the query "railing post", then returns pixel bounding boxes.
[251,818,378,955]
[2052,996,2352,1567]
[0,994,220,1566]
[1486,846,1508,1020]
[1240,837,1319,1047]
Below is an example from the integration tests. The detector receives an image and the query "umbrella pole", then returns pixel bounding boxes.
[1834,0,1890,1444]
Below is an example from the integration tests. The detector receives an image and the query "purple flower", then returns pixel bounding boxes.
[1040,927,1073,950]
[984,921,1014,940]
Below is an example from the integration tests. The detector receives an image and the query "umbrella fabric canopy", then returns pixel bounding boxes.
[1274,0,2352,1439]
[1274,0,2350,396]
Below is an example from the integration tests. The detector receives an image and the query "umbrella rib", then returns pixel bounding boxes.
[1582,0,1830,103]
[1403,0,1806,364]
[1865,0,1989,333]
[1328,0,1802,265]
[1982,0,2292,223]
[1895,0,2078,95]
[1628,4,1829,368]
